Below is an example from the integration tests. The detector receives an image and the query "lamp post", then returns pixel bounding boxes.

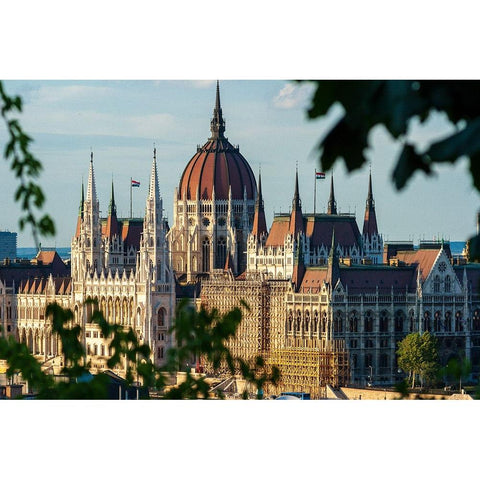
[368,365,373,386]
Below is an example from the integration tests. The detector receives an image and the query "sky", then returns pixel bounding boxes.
[0,79,479,248]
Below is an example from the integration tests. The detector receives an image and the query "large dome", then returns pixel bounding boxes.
[178,82,257,201]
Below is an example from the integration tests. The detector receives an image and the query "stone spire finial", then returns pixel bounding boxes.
[327,173,337,215]
[86,152,97,203]
[210,80,226,140]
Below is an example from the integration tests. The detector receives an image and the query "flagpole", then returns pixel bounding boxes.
[130,177,132,218]
[314,169,317,215]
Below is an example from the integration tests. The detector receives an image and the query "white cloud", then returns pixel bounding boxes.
[187,80,216,89]
[273,82,315,109]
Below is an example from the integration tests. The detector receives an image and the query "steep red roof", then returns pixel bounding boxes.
[298,268,329,293]
[266,216,290,247]
[394,249,440,281]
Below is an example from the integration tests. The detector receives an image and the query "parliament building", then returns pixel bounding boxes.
[1,82,480,396]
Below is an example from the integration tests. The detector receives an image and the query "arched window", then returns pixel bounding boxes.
[445,311,452,332]
[445,275,451,293]
[409,309,415,332]
[287,310,293,332]
[394,310,405,333]
[304,310,310,333]
[455,311,463,332]
[379,310,389,332]
[424,311,431,331]
[216,237,227,269]
[202,237,210,272]
[434,311,441,332]
[295,310,302,333]
[349,311,359,333]
[473,308,480,331]
[313,311,318,334]
[364,310,374,333]
[334,311,344,333]
[433,275,440,293]
[157,308,165,327]
[321,311,327,334]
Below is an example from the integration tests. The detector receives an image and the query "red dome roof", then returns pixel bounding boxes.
[178,82,257,201]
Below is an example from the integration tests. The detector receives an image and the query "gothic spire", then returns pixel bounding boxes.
[106,180,119,238]
[362,169,378,237]
[327,173,337,215]
[210,80,226,140]
[108,180,116,216]
[78,181,84,217]
[75,181,84,238]
[289,168,304,235]
[86,151,97,203]
[148,147,161,204]
[251,170,268,237]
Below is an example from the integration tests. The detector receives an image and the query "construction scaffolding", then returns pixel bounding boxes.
[265,339,350,399]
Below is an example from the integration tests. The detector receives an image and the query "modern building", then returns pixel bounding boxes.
[0,231,17,262]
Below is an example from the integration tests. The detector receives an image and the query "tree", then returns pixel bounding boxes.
[396,332,439,388]
[303,80,480,259]
[443,357,471,392]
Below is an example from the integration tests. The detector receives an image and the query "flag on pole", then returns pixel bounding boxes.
[315,171,325,180]
[131,180,140,187]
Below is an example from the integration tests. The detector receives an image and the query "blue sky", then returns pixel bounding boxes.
[0,79,479,247]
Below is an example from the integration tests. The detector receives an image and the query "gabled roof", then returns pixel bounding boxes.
[305,214,362,249]
[393,248,440,281]
[339,265,417,293]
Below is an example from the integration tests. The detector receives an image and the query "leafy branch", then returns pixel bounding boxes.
[0,81,55,247]
[0,299,280,399]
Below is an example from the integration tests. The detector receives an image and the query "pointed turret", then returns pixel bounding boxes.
[148,147,161,205]
[251,171,268,238]
[75,182,84,237]
[105,181,119,238]
[289,168,304,235]
[327,173,337,215]
[362,170,378,237]
[86,152,97,203]
[209,80,226,140]
[327,227,340,288]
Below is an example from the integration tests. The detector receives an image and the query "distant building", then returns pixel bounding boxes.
[0,231,17,262]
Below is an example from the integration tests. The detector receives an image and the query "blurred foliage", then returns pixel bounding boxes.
[0,299,280,399]
[441,356,471,392]
[0,81,56,248]
[303,80,480,259]
[396,331,439,388]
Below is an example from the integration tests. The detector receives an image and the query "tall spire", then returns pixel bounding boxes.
[148,146,161,203]
[251,170,268,237]
[108,180,116,216]
[327,173,337,215]
[363,170,378,237]
[289,168,304,235]
[75,182,84,238]
[86,151,97,203]
[210,80,226,140]
[78,181,84,216]
[106,180,119,238]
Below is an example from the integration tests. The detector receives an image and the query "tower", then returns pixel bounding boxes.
[71,152,103,280]
[139,148,170,285]
[362,170,383,264]
[169,81,257,281]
